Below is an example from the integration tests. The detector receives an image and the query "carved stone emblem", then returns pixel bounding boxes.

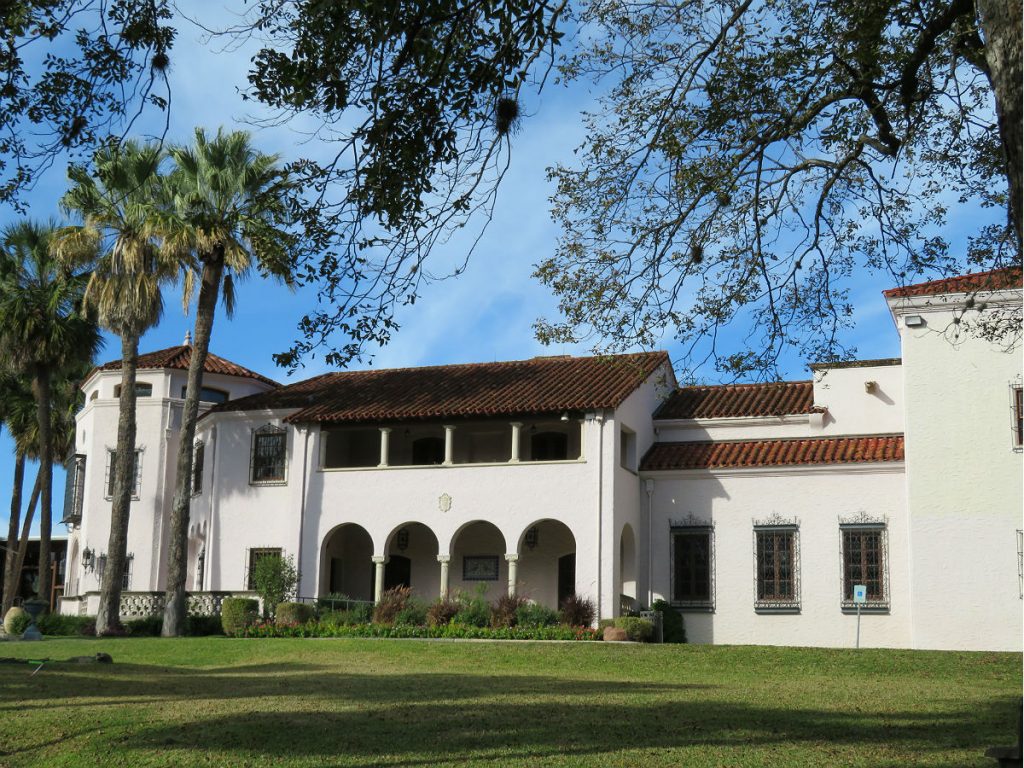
[439,493,452,513]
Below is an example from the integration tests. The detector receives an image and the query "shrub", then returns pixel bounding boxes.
[394,597,427,626]
[516,602,559,628]
[185,615,224,636]
[372,586,412,625]
[426,596,460,627]
[4,607,29,636]
[36,614,95,636]
[275,601,314,626]
[651,599,686,643]
[321,607,371,627]
[614,616,654,642]
[124,616,162,636]
[79,618,97,636]
[251,554,299,617]
[559,593,595,627]
[490,594,526,628]
[453,585,491,628]
[221,597,259,636]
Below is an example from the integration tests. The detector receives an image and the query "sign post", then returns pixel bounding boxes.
[853,584,867,648]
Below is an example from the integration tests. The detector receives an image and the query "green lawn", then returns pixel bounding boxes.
[0,638,1018,767]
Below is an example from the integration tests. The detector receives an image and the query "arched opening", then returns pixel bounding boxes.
[517,519,577,609]
[320,523,374,600]
[450,521,507,602]
[385,522,440,599]
[619,523,638,613]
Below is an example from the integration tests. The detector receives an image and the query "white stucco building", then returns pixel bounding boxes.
[58,269,1023,651]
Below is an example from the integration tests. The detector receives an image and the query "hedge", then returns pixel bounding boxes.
[239,620,601,641]
[275,602,314,626]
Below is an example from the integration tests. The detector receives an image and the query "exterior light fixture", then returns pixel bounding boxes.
[396,528,410,551]
[560,412,570,422]
[904,315,925,327]
[864,381,877,394]
[82,547,95,572]
[525,526,539,550]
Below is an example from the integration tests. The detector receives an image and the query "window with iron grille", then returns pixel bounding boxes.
[105,450,141,499]
[840,526,888,609]
[1013,386,1023,448]
[671,528,714,610]
[192,441,204,495]
[96,554,132,589]
[246,547,282,590]
[61,454,87,524]
[250,425,287,484]
[754,524,800,610]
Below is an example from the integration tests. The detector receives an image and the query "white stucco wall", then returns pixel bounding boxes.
[645,464,910,648]
[892,289,1023,651]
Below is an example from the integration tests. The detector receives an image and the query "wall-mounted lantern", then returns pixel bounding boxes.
[396,528,410,552]
[525,526,539,550]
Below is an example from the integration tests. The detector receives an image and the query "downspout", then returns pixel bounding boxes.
[593,412,605,619]
[645,478,655,607]
[296,425,311,596]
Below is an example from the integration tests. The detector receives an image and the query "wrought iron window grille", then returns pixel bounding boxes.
[670,515,715,611]
[103,448,142,500]
[752,516,800,612]
[192,441,205,496]
[838,516,889,611]
[249,424,287,485]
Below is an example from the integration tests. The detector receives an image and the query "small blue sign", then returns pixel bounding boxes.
[853,585,867,604]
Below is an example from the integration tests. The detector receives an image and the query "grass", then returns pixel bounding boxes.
[0,637,1019,767]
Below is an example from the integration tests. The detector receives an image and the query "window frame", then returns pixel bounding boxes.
[245,547,283,590]
[114,382,153,398]
[181,385,230,404]
[839,522,889,612]
[753,516,800,612]
[192,441,205,496]
[249,424,288,485]
[1012,383,1023,450]
[670,517,715,611]
[104,449,142,500]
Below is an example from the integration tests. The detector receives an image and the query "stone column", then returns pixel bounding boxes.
[437,555,451,599]
[510,422,522,463]
[378,427,391,467]
[505,553,519,597]
[443,425,455,465]
[372,555,388,602]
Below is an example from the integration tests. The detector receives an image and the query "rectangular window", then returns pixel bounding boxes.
[105,450,141,499]
[96,554,132,589]
[671,529,713,609]
[61,454,87,524]
[250,425,287,484]
[192,442,205,495]
[841,526,888,609]
[181,385,229,404]
[620,426,637,471]
[114,382,153,398]
[1013,386,1023,447]
[247,547,282,590]
[755,527,800,610]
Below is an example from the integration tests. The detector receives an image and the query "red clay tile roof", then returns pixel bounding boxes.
[883,267,1022,298]
[214,351,670,423]
[640,435,904,471]
[654,381,814,420]
[96,345,279,387]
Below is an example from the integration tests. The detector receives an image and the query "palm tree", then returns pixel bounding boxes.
[0,221,101,608]
[159,127,295,636]
[58,140,177,634]
[0,370,34,614]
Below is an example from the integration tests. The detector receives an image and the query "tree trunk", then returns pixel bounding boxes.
[96,333,139,635]
[5,470,41,615]
[977,0,1023,250]
[32,366,53,608]
[162,252,224,636]
[1,453,26,615]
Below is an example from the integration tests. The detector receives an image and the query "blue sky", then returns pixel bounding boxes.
[0,3,990,537]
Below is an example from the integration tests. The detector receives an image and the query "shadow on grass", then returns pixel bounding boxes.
[0,660,1017,766]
